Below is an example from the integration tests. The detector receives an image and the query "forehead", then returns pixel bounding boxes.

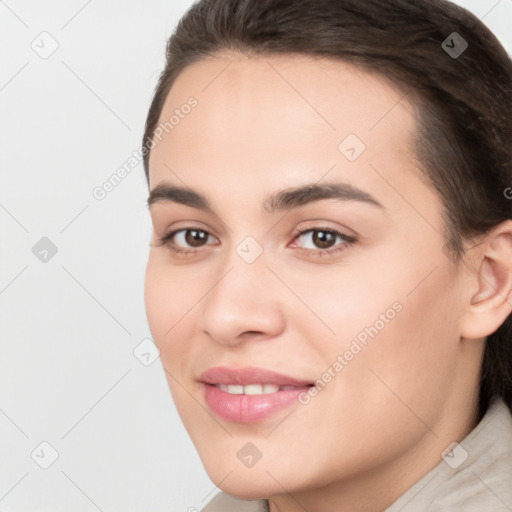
[148,52,429,215]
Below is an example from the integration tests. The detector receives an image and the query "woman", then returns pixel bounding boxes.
[142,0,512,510]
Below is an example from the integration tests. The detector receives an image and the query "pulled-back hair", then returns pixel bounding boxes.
[142,0,512,418]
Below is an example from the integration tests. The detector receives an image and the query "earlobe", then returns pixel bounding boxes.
[460,221,512,340]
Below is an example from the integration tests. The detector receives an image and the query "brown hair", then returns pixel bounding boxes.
[142,0,512,418]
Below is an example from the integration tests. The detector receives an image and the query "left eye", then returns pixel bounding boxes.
[156,227,356,256]
[293,228,353,251]
[290,228,357,256]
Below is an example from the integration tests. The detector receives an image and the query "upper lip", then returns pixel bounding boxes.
[199,366,314,387]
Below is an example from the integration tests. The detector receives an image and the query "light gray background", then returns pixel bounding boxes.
[1,1,511,511]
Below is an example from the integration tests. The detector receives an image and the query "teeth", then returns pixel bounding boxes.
[217,383,288,395]
[218,384,243,394]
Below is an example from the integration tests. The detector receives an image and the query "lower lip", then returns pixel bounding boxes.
[202,383,310,423]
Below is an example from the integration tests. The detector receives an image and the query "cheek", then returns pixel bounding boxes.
[144,257,194,357]
[296,244,462,404]
[336,263,463,418]
[144,260,201,413]
[144,262,168,339]
[292,264,463,473]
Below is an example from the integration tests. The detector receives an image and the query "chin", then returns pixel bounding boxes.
[201,459,288,500]
[214,479,274,501]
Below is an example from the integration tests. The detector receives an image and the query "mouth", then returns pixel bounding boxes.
[199,366,315,423]
[213,383,311,395]
[199,365,314,387]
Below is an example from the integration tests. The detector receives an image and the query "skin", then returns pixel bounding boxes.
[144,52,512,512]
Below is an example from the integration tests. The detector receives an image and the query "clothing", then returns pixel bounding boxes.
[200,396,512,511]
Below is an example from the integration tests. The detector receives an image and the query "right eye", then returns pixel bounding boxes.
[156,227,218,255]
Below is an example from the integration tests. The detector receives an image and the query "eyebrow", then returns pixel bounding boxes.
[147,181,385,213]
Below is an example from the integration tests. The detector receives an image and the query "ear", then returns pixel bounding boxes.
[460,220,512,339]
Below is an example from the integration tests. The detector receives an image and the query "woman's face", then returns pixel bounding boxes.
[144,53,478,502]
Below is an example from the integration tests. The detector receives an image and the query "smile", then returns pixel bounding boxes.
[215,383,304,395]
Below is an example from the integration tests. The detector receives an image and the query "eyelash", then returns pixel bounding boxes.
[156,226,357,258]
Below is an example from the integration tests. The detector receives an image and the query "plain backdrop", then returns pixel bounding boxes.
[1,1,511,510]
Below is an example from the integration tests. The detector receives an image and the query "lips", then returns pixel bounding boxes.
[199,366,314,388]
[199,366,314,423]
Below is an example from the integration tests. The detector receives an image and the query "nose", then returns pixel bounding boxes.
[199,250,286,347]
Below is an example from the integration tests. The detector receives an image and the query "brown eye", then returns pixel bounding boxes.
[157,227,217,253]
[291,228,357,257]
[310,230,337,249]
[295,229,342,250]
[157,226,355,258]
[184,229,209,247]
